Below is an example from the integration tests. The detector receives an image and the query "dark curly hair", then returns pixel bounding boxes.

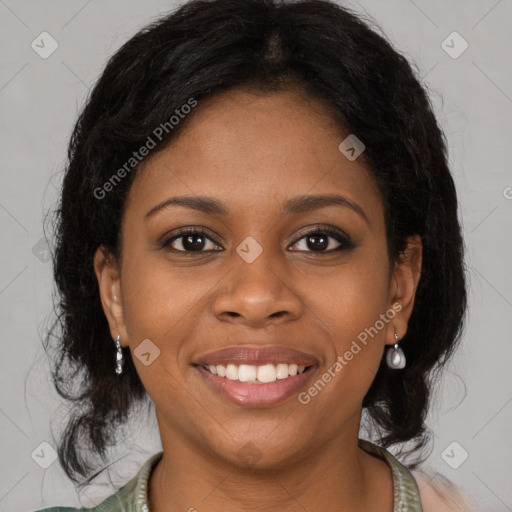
[43,0,468,489]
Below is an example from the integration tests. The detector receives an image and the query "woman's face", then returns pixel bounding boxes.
[95,87,421,468]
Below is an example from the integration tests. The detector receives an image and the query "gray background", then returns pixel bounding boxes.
[0,0,511,510]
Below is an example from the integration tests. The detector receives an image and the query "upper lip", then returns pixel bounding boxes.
[193,345,319,367]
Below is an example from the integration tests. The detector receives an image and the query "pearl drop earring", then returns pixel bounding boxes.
[386,333,406,369]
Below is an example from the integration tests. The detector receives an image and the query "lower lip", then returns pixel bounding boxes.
[195,365,317,407]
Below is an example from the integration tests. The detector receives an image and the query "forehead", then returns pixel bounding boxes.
[126,88,384,224]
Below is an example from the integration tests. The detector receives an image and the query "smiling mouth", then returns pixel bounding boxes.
[192,345,319,406]
[195,362,317,407]
[201,362,311,384]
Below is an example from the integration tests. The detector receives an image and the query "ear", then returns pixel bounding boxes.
[93,245,129,347]
[386,234,423,345]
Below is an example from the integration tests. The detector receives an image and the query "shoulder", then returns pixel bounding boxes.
[32,508,83,512]
[412,469,481,512]
[30,450,163,512]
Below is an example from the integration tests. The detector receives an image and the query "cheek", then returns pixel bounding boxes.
[315,258,390,335]
[308,259,391,389]
[118,259,196,404]
[120,255,205,336]
[119,252,222,382]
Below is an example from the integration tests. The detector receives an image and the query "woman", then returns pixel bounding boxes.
[35,0,479,510]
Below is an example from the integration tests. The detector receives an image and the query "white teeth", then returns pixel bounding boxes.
[257,364,277,383]
[226,364,238,380]
[203,363,309,383]
[276,363,289,379]
[238,364,257,382]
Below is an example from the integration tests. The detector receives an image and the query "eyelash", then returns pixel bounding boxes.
[161,226,355,255]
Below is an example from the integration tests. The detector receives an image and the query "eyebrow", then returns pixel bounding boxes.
[144,193,369,225]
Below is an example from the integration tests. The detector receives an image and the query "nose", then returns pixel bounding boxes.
[212,252,304,328]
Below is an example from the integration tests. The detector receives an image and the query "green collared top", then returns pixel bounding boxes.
[33,439,423,512]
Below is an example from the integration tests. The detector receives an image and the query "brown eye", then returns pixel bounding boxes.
[162,229,222,253]
[289,226,355,253]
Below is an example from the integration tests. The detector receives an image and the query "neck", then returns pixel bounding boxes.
[148,427,393,512]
